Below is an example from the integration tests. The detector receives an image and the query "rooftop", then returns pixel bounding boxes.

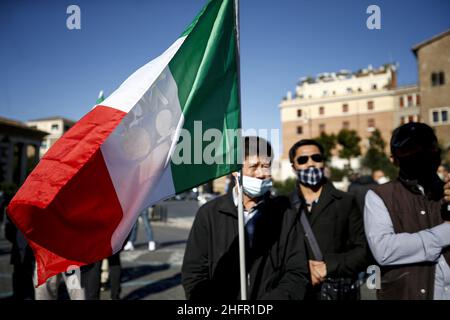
[296,63,397,86]
[0,116,49,137]
[27,116,76,125]
[412,29,450,55]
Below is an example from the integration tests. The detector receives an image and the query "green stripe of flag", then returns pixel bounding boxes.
[169,0,241,193]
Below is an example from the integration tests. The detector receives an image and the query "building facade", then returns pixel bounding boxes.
[394,84,422,127]
[26,117,75,157]
[413,29,450,148]
[0,117,47,187]
[278,64,420,181]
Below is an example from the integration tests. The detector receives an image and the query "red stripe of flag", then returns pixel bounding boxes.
[8,105,126,285]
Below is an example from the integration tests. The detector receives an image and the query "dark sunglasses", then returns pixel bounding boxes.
[296,154,323,165]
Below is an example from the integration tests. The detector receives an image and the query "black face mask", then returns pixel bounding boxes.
[397,150,441,185]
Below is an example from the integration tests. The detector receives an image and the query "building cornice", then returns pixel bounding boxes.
[412,29,450,56]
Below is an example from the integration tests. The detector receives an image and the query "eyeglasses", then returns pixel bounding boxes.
[296,154,323,165]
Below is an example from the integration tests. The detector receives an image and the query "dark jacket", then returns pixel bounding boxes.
[347,176,378,214]
[290,180,369,295]
[181,192,309,300]
[372,178,450,300]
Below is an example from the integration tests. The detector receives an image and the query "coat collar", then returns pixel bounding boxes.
[218,190,271,218]
[290,179,343,226]
[217,192,239,217]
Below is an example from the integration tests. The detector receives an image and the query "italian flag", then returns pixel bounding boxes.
[7,0,241,286]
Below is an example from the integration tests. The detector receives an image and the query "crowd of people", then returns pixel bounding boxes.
[3,122,450,300]
[182,122,450,300]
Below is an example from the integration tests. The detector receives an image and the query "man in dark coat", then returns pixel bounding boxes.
[288,139,368,300]
[182,136,309,300]
[348,170,389,214]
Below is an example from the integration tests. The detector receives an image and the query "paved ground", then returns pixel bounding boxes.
[106,223,190,300]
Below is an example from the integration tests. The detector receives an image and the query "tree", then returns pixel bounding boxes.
[337,129,361,170]
[314,132,336,163]
[361,129,398,179]
[273,178,297,196]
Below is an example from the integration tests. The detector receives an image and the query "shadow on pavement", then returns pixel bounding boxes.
[0,248,11,256]
[157,240,187,249]
[121,264,170,283]
[132,240,187,251]
[122,272,182,300]
[0,239,11,256]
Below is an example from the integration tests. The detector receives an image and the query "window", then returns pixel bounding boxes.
[400,116,405,125]
[416,94,421,106]
[407,95,413,107]
[297,126,303,134]
[442,110,448,123]
[432,111,439,123]
[368,118,375,128]
[51,124,59,131]
[431,108,450,124]
[372,84,378,90]
[432,73,438,86]
[319,124,325,134]
[342,121,350,129]
[346,87,353,94]
[432,71,446,86]
[319,106,324,115]
[297,109,302,117]
[408,115,414,123]
[342,104,349,113]
[439,72,445,85]
[367,101,374,110]
[399,97,404,108]
[357,87,362,92]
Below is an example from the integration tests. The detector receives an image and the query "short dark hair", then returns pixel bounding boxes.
[288,139,325,164]
[243,136,272,160]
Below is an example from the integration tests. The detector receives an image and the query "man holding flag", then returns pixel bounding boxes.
[7,0,244,290]
[182,136,309,300]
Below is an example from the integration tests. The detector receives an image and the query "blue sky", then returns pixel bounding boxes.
[1,0,449,142]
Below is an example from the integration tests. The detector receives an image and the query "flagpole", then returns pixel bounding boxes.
[234,0,247,301]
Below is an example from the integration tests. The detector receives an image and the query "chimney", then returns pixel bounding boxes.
[389,68,397,89]
[286,91,292,100]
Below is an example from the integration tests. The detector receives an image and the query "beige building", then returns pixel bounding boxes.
[394,84,422,127]
[278,64,420,181]
[413,29,450,148]
[26,117,75,157]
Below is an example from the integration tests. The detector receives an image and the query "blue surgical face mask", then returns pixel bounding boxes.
[242,175,272,198]
[296,167,324,187]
